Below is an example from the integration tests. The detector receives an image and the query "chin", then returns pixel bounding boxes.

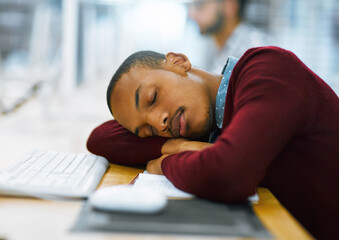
[187,103,214,140]
[187,130,210,141]
[188,123,212,140]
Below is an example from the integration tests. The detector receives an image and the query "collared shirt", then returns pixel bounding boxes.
[207,23,274,74]
[209,56,239,143]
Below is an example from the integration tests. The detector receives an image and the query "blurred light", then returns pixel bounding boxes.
[128,0,187,41]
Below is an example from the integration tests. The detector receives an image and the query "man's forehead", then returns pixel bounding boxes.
[119,68,142,88]
[110,68,149,124]
[117,67,154,89]
[111,73,136,112]
[110,75,136,132]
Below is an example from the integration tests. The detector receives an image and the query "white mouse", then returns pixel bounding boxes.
[88,185,168,214]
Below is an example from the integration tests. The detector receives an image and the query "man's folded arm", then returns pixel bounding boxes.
[161,97,304,203]
[87,120,168,165]
[161,48,308,203]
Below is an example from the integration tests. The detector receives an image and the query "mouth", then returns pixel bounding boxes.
[170,107,187,138]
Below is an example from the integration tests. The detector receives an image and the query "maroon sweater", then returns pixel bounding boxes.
[87,47,339,239]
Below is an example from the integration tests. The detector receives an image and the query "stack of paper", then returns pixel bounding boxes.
[132,172,193,198]
[132,171,259,202]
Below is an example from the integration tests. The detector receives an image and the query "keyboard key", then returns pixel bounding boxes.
[10,164,30,178]
[30,152,57,171]
[43,153,67,172]
[53,154,76,173]
[64,154,86,174]
[30,150,46,157]
[18,153,34,163]
[10,170,38,185]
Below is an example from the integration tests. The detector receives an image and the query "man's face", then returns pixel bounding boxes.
[110,64,214,140]
[188,0,224,35]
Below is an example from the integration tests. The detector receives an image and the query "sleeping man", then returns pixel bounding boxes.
[87,46,339,240]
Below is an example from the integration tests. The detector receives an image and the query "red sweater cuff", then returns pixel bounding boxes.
[87,120,168,165]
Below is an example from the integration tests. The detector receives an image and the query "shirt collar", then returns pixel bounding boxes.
[215,56,239,129]
[208,56,238,143]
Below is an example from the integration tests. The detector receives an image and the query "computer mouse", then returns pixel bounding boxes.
[88,185,168,214]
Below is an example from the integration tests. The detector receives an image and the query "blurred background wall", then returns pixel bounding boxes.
[0,0,338,115]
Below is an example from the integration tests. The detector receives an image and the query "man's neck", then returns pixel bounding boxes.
[213,18,241,50]
[189,67,223,114]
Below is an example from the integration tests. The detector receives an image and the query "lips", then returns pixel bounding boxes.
[179,113,187,137]
[171,108,187,138]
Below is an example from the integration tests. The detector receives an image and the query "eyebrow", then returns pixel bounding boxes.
[135,85,141,111]
[134,83,145,136]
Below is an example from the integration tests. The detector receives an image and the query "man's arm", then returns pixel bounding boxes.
[161,138,213,155]
[147,139,213,174]
[87,120,212,165]
[87,120,168,165]
[159,48,310,203]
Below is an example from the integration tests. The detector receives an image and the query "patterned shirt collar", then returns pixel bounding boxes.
[209,56,239,143]
[215,56,239,128]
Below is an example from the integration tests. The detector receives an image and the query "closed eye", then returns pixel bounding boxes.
[151,91,157,105]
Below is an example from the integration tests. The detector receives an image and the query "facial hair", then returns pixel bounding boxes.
[201,11,224,35]
[189,102,215,140]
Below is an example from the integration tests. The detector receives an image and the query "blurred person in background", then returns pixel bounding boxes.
[188,0,273,73]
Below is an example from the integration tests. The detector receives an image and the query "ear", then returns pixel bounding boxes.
[164,52,191,73]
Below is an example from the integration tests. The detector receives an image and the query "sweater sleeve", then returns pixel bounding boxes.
[161,47,310,203]
[87,120,168,165]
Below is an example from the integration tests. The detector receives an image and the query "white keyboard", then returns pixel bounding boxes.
[0,150,109,199]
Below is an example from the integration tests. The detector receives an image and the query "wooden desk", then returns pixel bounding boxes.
[0,163,313,240]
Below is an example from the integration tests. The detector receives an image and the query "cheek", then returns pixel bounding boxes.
[188,93,211,129]
[192,106,209,128]
[203,6,218,21]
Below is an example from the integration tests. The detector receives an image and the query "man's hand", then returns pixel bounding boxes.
[161,138,213,155]
[148,139,212,175]
[146,155,169,175]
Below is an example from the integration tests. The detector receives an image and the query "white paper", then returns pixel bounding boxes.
[132,171,258,202]
[132,173,193,198]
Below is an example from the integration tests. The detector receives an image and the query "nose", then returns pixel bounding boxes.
[148,111,169,135]
[159,112,169,131]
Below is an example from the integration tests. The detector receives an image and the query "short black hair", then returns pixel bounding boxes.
[106,51,165,115]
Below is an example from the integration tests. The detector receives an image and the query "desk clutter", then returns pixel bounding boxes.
[72,171,270,238]
[0,150,271,238]
[72,197,271,238]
